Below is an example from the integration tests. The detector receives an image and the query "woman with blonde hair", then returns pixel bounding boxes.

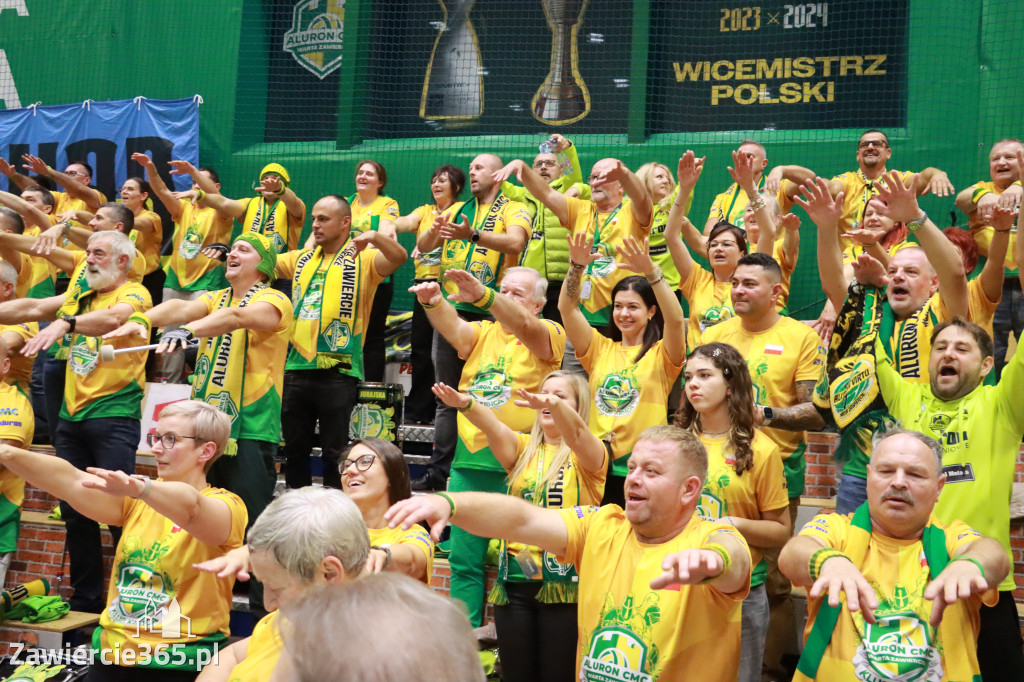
[432,369,605,682]
[637,161,690,291]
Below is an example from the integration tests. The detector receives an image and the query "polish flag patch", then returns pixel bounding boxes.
[765,344,784,355]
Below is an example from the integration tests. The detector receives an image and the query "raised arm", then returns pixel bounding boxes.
[432,383,519,470]
[0,293,63,326]
[493,159,571,227]
[728,150,777,255]
[0,189,53,232]
[924,536,1008,628]
[0,445,123,525]
[666,152,705,280]
[23,301,139,357]
[912,167,955,198]
[557,233,599,357]
[132,153,182,221]
[176,300,282,339]
[595,161,652,228]
[871,171,968,318]
[780,532,879,623]
[386,491,568,557]
[22,155,101,211]
[766,164,817,201]
[439,213,528,257]
[619,235,685,365]
[0,158,33,193]
[444,268,556,361]
[103,297,209,344]
[796,177,848,312]
[409,281,475,357]
[979,206,1013,304]
[514,389,606,474]
[351,230,407,278]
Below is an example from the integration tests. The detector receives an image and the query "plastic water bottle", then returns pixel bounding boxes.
[538,137,573,176]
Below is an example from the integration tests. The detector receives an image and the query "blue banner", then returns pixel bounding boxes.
[0,96,199,202]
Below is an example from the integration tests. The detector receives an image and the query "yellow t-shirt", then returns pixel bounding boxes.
[412,202,464,280]
[17,225,59,299]
[696,430,788,586]
[679,264,733,349]
[832,169,915,247]
[440,196,532,315]
[965,180,1018,275]
[96,486,247,669]
[238,196,303,253]
[559,505,749,682]
[130,209,163,275]
[228,610,281,682]
[166,200,233,291]
[707,179,793,228]
[197,287,293,441]
[564,196,652,326]
[456,319,566,470]
[795,512,995,682]
[277,245,385,378]
[61,277,151,420]
[966,277,999,338]
[368,525,435,584]
[350,195,400,238]
[774,239,797,312]
[502,433,606,582]
[0,321,38,396]
[701,316,826,496]
[578,334,683,475]
[53,189,108,226]
[0,382,32,553]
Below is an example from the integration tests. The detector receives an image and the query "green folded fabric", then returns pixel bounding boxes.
[7,595,70,623]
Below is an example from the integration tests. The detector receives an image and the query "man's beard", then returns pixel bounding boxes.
[84,264,118,290]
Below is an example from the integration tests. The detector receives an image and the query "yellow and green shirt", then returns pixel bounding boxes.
[707,179,793,228]
[696,431,788,587]
[165,200,233,292]
[559,505,749,682]
[578,334,683,475]
[95,486,247,670]
[876,334,1024,591]
[702,316,826,496]
[14,226,58,300]
[130,209,163,275]
[350,195,400,238]
[412,202,463,280]
[795,512,994,681]
[60,279,151,420]
[0,382,32,553]
[53,189,107,226]
[197,287,293,442]
[564,196,651,327]
[456,319,566,470]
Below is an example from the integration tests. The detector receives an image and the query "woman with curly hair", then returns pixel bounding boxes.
[674,342,791,682]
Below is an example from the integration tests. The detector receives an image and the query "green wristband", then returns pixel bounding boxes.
[951,555,985,580]
[435,491,457,519]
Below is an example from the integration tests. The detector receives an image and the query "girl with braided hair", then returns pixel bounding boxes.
[674,341,791,682]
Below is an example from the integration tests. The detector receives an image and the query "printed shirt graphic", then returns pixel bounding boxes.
[439,197,532,313]
[965,180,1018,275]
[412,202,464,280]
[455,320,565,470]
[579,335,682,472]
[504,434,606,581]
[0,321,38,396]
[679,264,734,349]
[165,200,233,291]
[196,287,293,441]
[97,486,247,668]
[60,280,151,420]
[797,512,995,681]
[696,430,787,587]
[349,195,400,238]
[130,209,164,275]
[876,335,1024,591]
[0,382,32,553]
[277,246,384,376]
[228,609,282,682]
[564,196,651,326]
[559,506,749,682]
[368,525,435,584]
[702,316,826,496]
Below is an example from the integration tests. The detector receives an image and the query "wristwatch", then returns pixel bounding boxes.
[761,406,775,426]
[59,315,76,334]
[906,211,928,233]
[470,230,481,243]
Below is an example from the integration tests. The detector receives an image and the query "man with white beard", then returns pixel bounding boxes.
[0,230,151,612]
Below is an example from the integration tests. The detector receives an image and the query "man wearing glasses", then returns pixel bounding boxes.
[0,155,106,226]
[827,130,954,247]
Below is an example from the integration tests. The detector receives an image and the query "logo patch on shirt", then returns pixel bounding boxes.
[941,463,974,483]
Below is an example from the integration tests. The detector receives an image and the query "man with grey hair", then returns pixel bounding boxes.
[0,229,151,612]
[780,427,1008,681]
[407,266,565,630]
[271,574,485,682]
[388,425,752,682]
[195,486,369,681]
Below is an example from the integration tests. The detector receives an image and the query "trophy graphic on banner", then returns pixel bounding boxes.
[532,0,591,125]
[420,0,484,126]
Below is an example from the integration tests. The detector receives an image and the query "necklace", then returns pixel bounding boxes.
[702,428,730,438]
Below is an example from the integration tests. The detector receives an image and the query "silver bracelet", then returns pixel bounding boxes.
[747,193,767,213]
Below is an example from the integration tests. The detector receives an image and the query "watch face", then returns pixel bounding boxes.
[763,407,775,422]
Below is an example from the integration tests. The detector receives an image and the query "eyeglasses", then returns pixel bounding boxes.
[858,140,888,150]
[146,432,201,449]
[64,169,86,177]
[708,239,738,249]
[534,159,558,168]
[340,453,376,474]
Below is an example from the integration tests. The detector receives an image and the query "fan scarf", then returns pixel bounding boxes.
[292,245,363,373]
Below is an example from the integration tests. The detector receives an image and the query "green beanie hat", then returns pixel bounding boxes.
[233,232,278,280]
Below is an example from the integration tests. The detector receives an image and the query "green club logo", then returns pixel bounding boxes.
[698,304,734,331]
[853,612,943,681]
[299,278,324,320]
[595,373,639,417]
[323,319,351,351]
[831,359,875,417]
[582,625,654,682]
[110,562,170,625]
[589,256,616,278]
[69,337,99,375]
[467,369,510,408]
[283,0,346,79]
[468,261,496,287]
[349,403,396,440]
[207,391,240,423]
